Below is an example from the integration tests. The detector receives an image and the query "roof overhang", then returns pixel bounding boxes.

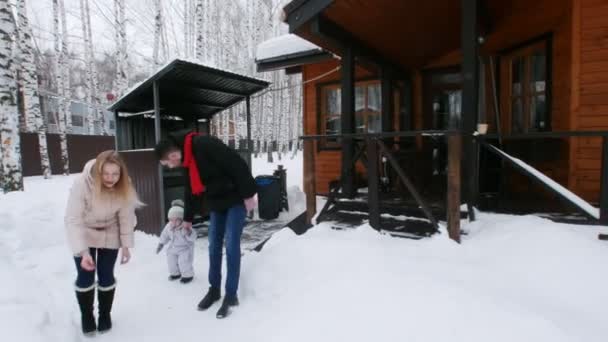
[108,59,270,121]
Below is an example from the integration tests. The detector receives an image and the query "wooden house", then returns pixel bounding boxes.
[256,0,608,240]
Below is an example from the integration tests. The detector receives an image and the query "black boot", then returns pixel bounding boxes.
[75,289,96,335]
[216,296,239,319]
[180,277,193,284]
[168,275,181,281]
[97,287,115,333]
[197,287,221,311]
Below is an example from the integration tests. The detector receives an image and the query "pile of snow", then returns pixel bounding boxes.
[256,34,324,61]
[2,166,608,341]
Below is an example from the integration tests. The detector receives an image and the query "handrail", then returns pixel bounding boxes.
[477,131,608,140]
[300,130,456,140]
[300,129,608,141]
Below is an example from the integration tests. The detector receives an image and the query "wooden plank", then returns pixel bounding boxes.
[578,115,608,128]
[576,158,601,170]
[581,94,608,105]
[581,0,608,9]
[447,134,462,243]
[579,104,608,115]
[581,61,608,73]
[581,50,608,63]
[304,140,317,224]
[366,138,381,230]
[581,82,608,95]
[600,137,608,224]
[341,47,356,197]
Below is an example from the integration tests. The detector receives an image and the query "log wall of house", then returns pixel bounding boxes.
[570,0,608,202]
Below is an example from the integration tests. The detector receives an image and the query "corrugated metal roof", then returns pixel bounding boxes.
[108,59,270,120]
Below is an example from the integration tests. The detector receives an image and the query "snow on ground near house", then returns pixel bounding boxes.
[256,34,324,61]
[2,158,608,341]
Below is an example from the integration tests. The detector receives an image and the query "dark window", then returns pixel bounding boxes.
[319,80,389,149]
[109,120,116,130]
[72,115,84,127]
[502,40,550,133]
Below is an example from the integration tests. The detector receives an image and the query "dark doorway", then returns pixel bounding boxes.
[422,68,463,197]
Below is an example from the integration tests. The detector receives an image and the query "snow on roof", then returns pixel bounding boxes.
[256,34,324,61]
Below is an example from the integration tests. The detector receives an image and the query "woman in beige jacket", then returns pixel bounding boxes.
[65,150,140,335]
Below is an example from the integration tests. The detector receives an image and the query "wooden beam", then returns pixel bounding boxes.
[447,133,462,243]
[153,80,165,226]
[113,110,120,150]
[600,136,608,225]
[304,139,317,224]
[381,66,394,133]
[310,15,406,76]
[246,96,252,169]
[341,46,356,197]
[461,0,479,220]
[153,81,161,143]
[285,0,334,33]
[366,138,381,230]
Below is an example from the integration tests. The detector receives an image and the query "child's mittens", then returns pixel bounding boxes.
[156,243,164,254]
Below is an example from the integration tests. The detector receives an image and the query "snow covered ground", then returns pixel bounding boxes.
[2,153,608,342]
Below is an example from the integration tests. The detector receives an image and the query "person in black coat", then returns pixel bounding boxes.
[155,130,257,319]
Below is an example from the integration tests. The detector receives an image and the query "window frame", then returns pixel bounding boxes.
[316,78,385,150]
[500,37,552,134]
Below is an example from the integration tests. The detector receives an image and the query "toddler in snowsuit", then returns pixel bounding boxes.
[156,200,196,284]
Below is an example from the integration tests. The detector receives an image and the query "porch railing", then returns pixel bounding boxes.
[301,129,608,242]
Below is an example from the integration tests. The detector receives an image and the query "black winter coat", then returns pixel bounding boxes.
[169,131,256,220]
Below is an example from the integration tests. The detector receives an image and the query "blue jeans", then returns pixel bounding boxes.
[208,204,246,299]
[74,248,119,291]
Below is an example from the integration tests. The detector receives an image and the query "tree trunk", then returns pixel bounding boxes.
[114,0,128,97]
[84,0,105,135]
[17,0,50,178]
[195,0,203,61]
[0,0,24,191]
[54,0,69,175]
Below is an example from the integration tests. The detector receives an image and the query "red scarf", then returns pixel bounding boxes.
[182,132,205,195]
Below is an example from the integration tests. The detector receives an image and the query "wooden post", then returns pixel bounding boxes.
[461,0,479,221]
[246,95,252,169]
[381,65,394,134]
[153,81,165,224]
[113,110,119,150]
[304,139,317,225]
[600,136,608,225]
[341,46,356,198]
[447,133,462,243]
[366,138,381,230]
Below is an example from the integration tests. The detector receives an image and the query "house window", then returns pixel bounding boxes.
[319,80,383,148]
[109,120,116,130]
[502,40,550,133]
[71,115,84,127]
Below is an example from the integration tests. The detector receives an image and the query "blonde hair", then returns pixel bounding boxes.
[91,150,142,207]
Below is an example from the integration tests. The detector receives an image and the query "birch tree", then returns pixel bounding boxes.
[153,0,163,68]
[114,0,128,97]
[79,0,94,134]
[59,0,71,131]
[85,0,105,135]
[195,0,203,61]
[0,0,23,191]
[17,0,50,178]
[53,0,69,175]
